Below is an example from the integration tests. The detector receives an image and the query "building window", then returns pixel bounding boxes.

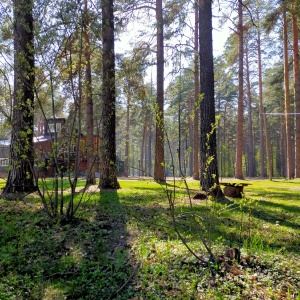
[0,158,9,166]
[56,123,61,132]
[49,124,55,132]
[49,123,61,133]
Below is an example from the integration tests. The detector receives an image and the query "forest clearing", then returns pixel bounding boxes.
[0,178,299,299]
[1,0,300,298]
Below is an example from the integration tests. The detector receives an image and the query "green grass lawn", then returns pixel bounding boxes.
[0,178,299,299]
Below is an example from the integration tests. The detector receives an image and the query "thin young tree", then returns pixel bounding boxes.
[193,1,200,180]
[264,1,294,178]
[244,37,255,177]
[3,0,37,194]
[234,0,245,180]
[282,5,293,179]
[99,0,120,189]
[292,8,300,178]
[256,3,267,177]
[119,50,148,177]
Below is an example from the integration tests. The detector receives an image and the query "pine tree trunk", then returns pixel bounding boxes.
[124,94,130,177]
[223,103,227,176]
[99,0,120,189]
[292,14,300,178]
[83,0,95,184]
[144,125,149,176]
[257,9,266,177]
[245,43,255,177]
[148,125,152,176]
[235,0,244,180]
[199,0,221,193]
[193,2,200,180]
[154,0,165,182]
[3,0,37,194]
[263,108,273,180]
[140,122,147,177]
[280,97,287,177]
[283,7,294,179]
[187,94,193,176]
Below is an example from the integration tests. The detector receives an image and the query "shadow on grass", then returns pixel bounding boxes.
[226,196,300,230]
[121,191,300,256]
[257,198,300,213]
[251,202,300,229]
[249,187,300,202]
[0,191,138,300]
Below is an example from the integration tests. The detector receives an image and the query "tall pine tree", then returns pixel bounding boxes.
[99,0,120,189]
[3,0,37,194]
[199,0,221,193]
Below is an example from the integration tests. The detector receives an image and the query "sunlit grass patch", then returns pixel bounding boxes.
[122,178,300,298]
[41,285,67,300]
[0,178,6,189]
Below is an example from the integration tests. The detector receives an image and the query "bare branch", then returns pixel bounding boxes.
[238,0,257,27]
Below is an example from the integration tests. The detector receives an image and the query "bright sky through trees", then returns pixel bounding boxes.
[116,7,229,87]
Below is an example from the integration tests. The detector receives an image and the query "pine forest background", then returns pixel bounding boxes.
[0,0,299,182]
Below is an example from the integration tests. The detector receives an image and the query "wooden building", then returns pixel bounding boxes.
[34,118,101,177]
[0,118,125,178]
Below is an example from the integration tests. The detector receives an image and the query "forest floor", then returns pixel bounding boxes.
[0,178,299,299]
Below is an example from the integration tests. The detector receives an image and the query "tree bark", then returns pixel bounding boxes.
[199,0,221,193]
[257,8,266,177]
[124,93,130,177]
[99,0,120,189]
[234,0,245,180]
[292,13,300,178]
[263,108,273,180]
[154,0,165,182]
[3,0,37,194]
[193,2,200,180]
[148,124,152,176]
[279,95,287,177]
[187,94,193,176]
[140,121,147,176]
[245,42,255,177]
[283,7,293,179]
[83,0,95,184]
